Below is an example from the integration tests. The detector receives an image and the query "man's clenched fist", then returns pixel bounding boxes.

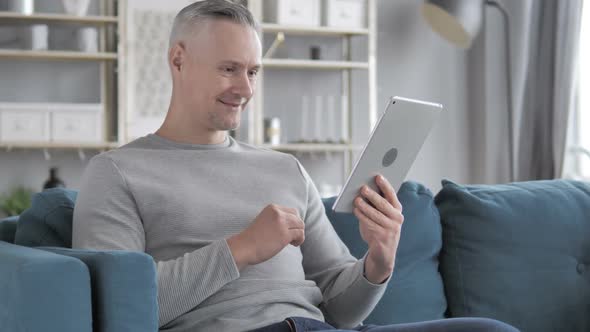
[227,204,305,269]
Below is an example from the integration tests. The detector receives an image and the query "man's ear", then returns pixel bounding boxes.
[169,42,186,72]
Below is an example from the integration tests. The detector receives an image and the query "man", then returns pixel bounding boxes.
[73,1,518,332]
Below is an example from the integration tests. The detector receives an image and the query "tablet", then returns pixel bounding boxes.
[332,96,443,213]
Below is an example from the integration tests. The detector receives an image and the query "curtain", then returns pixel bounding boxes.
[515,0,582,180]
[467,0,582,183]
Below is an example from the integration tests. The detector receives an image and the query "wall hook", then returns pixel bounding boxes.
[77,148,86,161]
[42,148,51,161]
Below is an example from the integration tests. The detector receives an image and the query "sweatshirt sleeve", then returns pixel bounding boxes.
[72,154,240,327]
[295,160,389,329]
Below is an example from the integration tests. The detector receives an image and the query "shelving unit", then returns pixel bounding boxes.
[247,0,377,184]
[0,0,377,184]
[0,1,120,150]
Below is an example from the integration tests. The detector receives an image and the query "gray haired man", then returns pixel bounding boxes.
[72,1,518,331]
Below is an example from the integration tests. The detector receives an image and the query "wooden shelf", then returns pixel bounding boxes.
[262,59,369,70]
[261,23,368,36]
[0,49,117,61]
[0,11,118,25]
[0,142,119,150]
[261,143,363,152]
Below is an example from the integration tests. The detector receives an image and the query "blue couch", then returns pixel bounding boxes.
[1,179,589,332]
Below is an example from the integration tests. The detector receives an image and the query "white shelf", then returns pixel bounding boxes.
[262,59,369,70]
[0,102,102,110]
[0,142,119,150]
[261,143,363,152]
[261,23,369,36]
[0,11,118,25]
[0,49,117,61]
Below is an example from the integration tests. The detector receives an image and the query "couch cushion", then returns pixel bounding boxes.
[435,179,590,332]
[0,216,18,243]
[40,247,158,332]
[0,241,92,332]
[323,181,446,324]
[14,188,77,247]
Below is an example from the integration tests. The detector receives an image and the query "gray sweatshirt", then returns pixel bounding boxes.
[72,134,387,332]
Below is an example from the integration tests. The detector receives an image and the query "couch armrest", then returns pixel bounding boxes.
[40,247,159,332]
[0,241,92,332]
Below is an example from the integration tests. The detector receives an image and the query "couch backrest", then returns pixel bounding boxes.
[15,184,447,326]
[323,181,447,325]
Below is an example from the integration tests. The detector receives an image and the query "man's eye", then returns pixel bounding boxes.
[222,67,235,73]
[248,70,258,77]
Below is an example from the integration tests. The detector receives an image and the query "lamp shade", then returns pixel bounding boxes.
[422,0,484,48]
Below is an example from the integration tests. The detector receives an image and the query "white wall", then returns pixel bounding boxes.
[0,150,100,193]
[0,0,475,196]
[375,0,472,191]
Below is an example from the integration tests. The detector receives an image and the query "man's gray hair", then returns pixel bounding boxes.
[169,0,259,49]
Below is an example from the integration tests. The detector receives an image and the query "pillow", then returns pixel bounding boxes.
[435,179,590,332]
[14,188,77,247]
[323,181,447,324]
[40,247,158,332]
[0,216,19,243]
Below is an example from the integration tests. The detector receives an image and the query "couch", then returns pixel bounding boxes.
[1,179,589,332]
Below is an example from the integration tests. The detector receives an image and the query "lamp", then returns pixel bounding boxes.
[421,0,515,180]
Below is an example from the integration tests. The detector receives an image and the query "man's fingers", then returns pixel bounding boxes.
[289,229,305,246]
[353,206,382,235]
[375,175,402,212]
[284,212,305,230]
[360,185,397,219]
[354,196,389,229]
[274,205,301,218]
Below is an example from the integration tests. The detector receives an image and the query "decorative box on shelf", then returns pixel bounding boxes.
[0,102,103,143]
[323,0,366,29]
[263,0,320,26]
[51,103,103,143]
[0,104,50,142]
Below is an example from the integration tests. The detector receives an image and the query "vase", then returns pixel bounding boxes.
[8,0,34,15]
[61,0,91,16]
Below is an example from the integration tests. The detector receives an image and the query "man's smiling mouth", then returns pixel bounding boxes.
[219,100,242,107]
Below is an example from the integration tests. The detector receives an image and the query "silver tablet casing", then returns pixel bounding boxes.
[332,96,443,213]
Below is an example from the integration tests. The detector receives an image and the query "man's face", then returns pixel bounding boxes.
[174,19,262,132]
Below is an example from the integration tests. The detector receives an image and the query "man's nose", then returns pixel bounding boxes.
[233,72,254,98]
